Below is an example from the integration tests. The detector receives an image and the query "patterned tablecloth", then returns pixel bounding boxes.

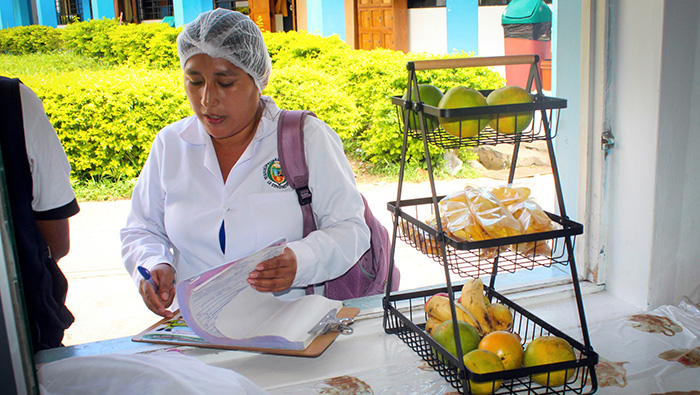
[265,300,700,395]
[37,297,700,395]
[586,298,700,394]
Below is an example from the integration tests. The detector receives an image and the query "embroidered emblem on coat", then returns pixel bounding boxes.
[263,158,288,189]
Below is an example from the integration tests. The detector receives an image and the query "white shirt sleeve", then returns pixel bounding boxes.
[120,135,176,284]
[19,83,77,215]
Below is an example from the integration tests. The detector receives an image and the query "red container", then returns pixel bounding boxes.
[541,59,552,91]
[504,37,551,91]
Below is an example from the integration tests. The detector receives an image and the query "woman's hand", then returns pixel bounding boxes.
[139,263,176,319]
[248,247,297,292]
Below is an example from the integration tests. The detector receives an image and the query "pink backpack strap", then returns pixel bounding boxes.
[277,110,317,238]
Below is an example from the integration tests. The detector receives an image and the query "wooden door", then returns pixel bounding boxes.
[356,0,407,52]
[357,0,394,50]
[249,0,275,32]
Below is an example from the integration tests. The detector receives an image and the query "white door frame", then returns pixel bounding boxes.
[577,0,611,286]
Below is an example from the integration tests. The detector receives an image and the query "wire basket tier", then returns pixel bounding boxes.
[383,284,598,394]
[392,93,566,149]
[388,197,583,279]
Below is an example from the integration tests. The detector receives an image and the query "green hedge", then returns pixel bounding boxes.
[0,25,62,54]
[18,68,191,179]
[60,19,181,68]
[0,20,505,181]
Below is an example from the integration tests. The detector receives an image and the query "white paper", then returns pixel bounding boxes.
[215,289,341,343]
[176,239,345,349]
[185,242,287,337]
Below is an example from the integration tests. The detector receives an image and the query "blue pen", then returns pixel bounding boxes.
[137,266,159,291]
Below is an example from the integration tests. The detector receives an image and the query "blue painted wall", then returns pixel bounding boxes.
[173,0,211,27]
[36,0,57,26]
[551,0,581,219]
[0,0,17,28]
[321,0,344,40]
[7,0,32,27]
[306,0,323,35]
[446,0,478,54]
[306,0,344,40]
[91,0,115,19]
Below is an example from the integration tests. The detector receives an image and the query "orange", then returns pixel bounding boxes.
[523,335,576,387]
[463,349,505,395]
[478,330,524,370]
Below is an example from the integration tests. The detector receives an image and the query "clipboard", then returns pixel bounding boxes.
[132,307,360,358]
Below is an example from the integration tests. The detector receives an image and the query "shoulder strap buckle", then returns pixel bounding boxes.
[296,185,312,206]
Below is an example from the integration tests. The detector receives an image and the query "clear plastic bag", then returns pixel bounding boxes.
[488,185,531,208]
[464,185,523,239]
[438,192,489,242]
[509,199,559,257]
[438,192,497,258]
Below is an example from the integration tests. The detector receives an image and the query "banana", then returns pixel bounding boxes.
[455,303,485,336]
[425,315,442,336]
[488,303,514,332]
[460,278,494,334]
[424,294,485,335]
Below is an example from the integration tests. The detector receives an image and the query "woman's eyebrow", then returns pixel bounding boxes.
[213,70,238,77]
[184,69,239,77]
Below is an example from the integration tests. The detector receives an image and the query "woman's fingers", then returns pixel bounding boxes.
[139,263,176,318]
[248,248,297,292]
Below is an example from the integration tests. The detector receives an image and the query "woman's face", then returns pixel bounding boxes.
[184,54,261,142]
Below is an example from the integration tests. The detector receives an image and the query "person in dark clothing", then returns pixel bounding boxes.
[0,77,80,351]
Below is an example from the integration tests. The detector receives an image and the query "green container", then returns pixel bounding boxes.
[502,0,552,25]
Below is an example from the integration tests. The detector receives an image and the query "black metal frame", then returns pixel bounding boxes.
[56,0,84,25]
[136,0,173,20]
[212,0,250,14]
[382,55,598,394]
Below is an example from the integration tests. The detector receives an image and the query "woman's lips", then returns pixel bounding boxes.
[204,114,224,124]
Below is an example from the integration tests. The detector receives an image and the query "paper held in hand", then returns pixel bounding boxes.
[176,239,344,350]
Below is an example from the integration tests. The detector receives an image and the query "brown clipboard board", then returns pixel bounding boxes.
[132,306,360,358]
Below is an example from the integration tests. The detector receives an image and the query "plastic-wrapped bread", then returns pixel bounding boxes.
[464,185,523,239]
[509,199,559,257]
[438,192,489,242]
[438,193,497,258]
[488,185,531,208]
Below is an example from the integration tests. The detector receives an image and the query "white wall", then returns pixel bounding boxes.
[477,6,506,76]
[407,6,506,74]
[605,1,700,310]
[408,8,447,54]
[649,1,700,308]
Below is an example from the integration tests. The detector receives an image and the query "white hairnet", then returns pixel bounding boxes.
[177,8,272,92]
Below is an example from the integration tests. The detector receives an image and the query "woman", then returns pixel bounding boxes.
[121,8,370,318]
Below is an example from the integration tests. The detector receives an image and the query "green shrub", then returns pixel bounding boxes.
[1,24,505,182]
[0,25,62,54]
[18,67,191,179]
[60,18,120,59]
[61,19,180,68]
[267,64,362,143]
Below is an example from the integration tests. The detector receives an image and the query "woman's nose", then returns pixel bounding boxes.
[201,83,217,107]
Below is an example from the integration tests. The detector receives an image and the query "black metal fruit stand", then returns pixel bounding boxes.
[382,55,598,394]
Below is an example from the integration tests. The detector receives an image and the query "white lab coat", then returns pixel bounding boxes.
[121,96,370,299]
